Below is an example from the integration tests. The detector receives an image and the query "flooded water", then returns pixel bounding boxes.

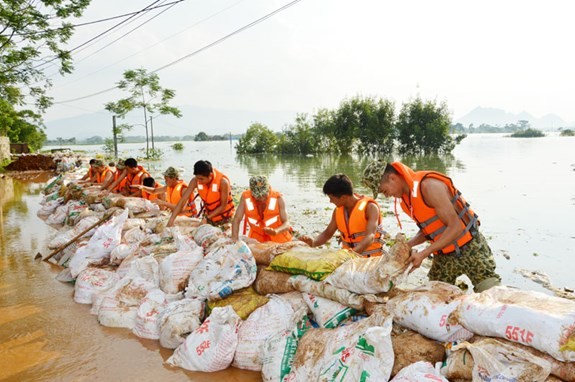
[1,133,574,380]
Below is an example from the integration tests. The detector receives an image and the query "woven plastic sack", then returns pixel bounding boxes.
[207,286,269,320]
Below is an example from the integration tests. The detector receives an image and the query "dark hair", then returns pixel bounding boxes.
[89,159,96,165]
[193,160,213,177]
[323,174,353,197]
[108,162,115,167]
[124,158,138,168]
[142,177,155,187]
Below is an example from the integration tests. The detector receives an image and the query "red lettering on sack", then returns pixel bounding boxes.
[504,325,534,344]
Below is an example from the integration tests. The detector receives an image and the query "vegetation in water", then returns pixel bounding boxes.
[172,143,184,151]
[510,128,545,138]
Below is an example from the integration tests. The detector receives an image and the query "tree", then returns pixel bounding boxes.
[277,114,320,155]
[105,68,182,158]
[0,0,90,111]
[195,131,209,141]
[0,99,46,151]
[235,122,278,154]
[396,98,458,155]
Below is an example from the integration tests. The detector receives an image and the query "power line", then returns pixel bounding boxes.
[0,1,185,37]
[53,0,303,105]
[52,0,245,87]
[33,0,164,70]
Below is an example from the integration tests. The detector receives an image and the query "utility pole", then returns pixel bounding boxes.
[112,115,118,159]
[150,116,155,151]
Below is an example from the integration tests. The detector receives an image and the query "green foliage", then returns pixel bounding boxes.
[144,147,164,160]
[102,138,115,159]
[510,128,545,138]
[235,123,278,154]
[105,68,181,158]
[195,132,209,141]
[277,114,320,155]
[172,142,184,150]
[0,0,90,111]
[560,129,574,137]
[396,98,454,155]
[0,99,46,151]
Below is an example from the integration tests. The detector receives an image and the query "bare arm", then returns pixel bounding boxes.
[231,195,246,241]
[409,178,464,268]
[105,169,127,191]
[263,195,291,236]
[301,209,338,247]
[132,184,167,195]
[351,202,379,254]
[167,177,196,227]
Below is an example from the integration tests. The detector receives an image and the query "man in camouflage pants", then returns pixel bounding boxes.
[362,160,501,292]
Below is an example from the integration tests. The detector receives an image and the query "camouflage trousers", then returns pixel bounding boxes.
[428,231,501,292]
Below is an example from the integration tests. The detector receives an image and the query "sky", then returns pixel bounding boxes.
[42,0,575,133]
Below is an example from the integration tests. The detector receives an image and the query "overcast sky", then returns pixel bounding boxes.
[44,0,575,128]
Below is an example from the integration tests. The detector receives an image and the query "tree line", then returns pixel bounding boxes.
[236,96,465,156]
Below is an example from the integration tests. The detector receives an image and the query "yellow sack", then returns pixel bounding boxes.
[268,246,357,281]
[207,286,269,320]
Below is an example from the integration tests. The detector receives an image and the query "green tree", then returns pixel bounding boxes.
[105,68,182,158]
[277,114,320,155]
[195,131,209,141]
[354,97,395,156]
[0,99,46,151]
[312,108,337,152]
[235,122,278,154]
[0,0,90,111]
[396,98,458,155]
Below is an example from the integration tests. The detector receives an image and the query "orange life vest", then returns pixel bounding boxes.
[242,189,292,243]
[196,168,235,223]
[392,162,479,256]
[335,194,384,257]
[95,167,111,184]
[141,181,161,201]
[167,180,198,217]
[122,166,149,194]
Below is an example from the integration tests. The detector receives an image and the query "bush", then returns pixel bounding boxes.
[560,129,574,137]
[172,142,184,150]
[510,128,545,138]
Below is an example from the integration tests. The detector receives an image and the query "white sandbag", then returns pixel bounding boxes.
[114,197,161,215]
[48,215,100,249]
[192,224,224,248]
[455,286,575,362]
[123,255,159,286]
[69,209,128,278]
[132,289,168,340]
[157,298,205,349]
[288,312,394,381]
[185,240,257,301]
[167,306,241,372]
[233,295,298,371]
[325,232,411,294]
[64,200,88,225]
[74,267,119,304]
[159,233,204,294]
[386,281,474,342]
[37,197,64,218]
[45,203,69,226]
[122,218,146,232]
[302,293,357,329]
[391,361,448,381]
[97,277,155,329]
[261,309,312,382]
[449,338,551,381]
[110,243,138,265]
[122,226,147,244]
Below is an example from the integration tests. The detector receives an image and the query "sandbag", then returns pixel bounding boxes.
[455,286,575,362]
[192,224,224,248]
[132,289,168,340]
[158,233,203,294]
[391,329,446,377]
[157,298,204,349]
[268,246,357,281]
[74,267,119,304]
[247,240,307,266]
[386,281,474,342]
[253,265,296,295]
[288,312,394,381]
[167,306,241,372]
[97,277,155,329]
[391,361,448,381]
[302,293,357,329]
[325,232,411,294]
[207,286,269,320]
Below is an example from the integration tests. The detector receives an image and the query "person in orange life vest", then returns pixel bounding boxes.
[78,158,96,183]
[167,160,234,227]
[100,159,125,192]
[299,174,386,257]
[231,175,292,243]
[140,176,163,201]
[361,160,501,292]
[106,158,149,197]
[133,167,197,216]
[90,160,114,185]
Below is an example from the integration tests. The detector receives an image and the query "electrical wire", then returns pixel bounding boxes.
[53,0,303,105]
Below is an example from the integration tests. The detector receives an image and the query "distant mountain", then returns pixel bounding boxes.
[455,107,572,130]
[44,105,299,140]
